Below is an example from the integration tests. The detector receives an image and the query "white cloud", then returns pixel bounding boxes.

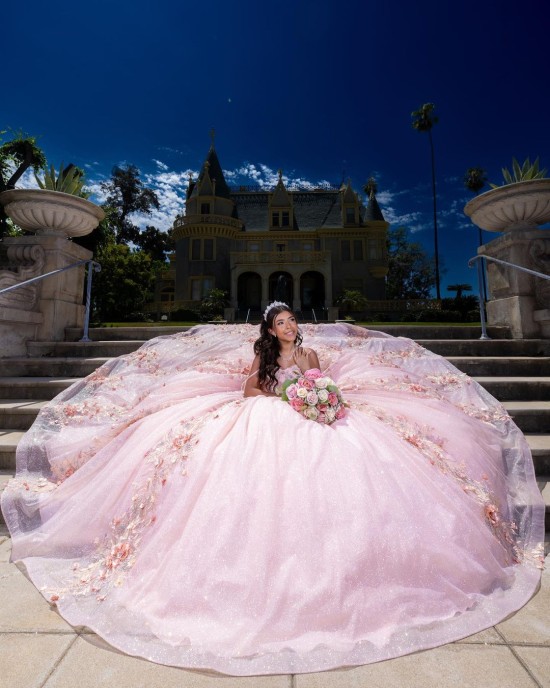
[153,159,169,171]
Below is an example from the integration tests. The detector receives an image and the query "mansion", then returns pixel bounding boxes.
[155,142,389,319]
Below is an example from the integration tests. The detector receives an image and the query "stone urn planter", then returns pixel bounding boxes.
[463,179,550,338]
[464,179,550,232]
[0,188,105,237]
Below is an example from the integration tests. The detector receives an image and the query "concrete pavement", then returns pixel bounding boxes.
[1,527,548,688]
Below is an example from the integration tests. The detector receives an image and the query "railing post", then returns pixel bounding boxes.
[476,257,490,340]
[80,261,101,343]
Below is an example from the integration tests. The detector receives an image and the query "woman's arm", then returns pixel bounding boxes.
[243,355,277,397]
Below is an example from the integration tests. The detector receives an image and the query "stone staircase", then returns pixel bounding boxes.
[0,325,549,545]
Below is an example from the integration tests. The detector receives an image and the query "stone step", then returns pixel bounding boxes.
[0,397,547,439]
[65,325,512,342]
[529,435,550,474]
[0,377,78,400]
[28,341,144,358]
[475,377,550,401]
[65,326,192,341]
[2,354,547,379]
[0,375,548,403]
[0,430,25,469]
[27,338,550,360]
[0,400,48,429]
[447,357,550,376]
[416,339,550,357]
[1,398,547,434]
[0,357,110,377]
[501,402,550,433]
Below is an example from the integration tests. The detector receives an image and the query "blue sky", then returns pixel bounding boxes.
[3,0,550,296]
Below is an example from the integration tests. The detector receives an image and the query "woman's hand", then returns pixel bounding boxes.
[294,347,320,373]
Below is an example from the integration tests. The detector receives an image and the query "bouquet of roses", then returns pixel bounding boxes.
[280,368,346,425]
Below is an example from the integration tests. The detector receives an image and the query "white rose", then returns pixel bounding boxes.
[314,377,329,389]
[297,387,308,399]
[317,388,329,403]
[304,406,319,420]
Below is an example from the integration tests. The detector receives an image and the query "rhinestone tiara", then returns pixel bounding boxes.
[263,301,289,321]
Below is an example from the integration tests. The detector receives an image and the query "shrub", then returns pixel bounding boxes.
[416,309,461,322]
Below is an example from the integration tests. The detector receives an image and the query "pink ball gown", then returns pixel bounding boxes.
[1,324,545,675]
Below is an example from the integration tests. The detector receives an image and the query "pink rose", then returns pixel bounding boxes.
[286,384,297,399]
[299,378,314,390]
[290,398,305,411]
[335,406,346,420]
[306,390,319,405]
[328,392,338,406]
[304,368,321,380]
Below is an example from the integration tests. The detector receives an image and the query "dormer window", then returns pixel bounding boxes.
[345,207,356,224]
[201,203,211,215]
[271,210,291,229]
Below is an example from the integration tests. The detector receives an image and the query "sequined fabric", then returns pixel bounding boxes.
[1,323,545,675]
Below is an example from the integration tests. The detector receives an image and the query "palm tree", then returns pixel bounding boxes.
[363,177,378,198]
[464,167,488,303]
[464,167,488,247]
[447,283,472,300]
[0,131,46,239]
[411,103,440,299]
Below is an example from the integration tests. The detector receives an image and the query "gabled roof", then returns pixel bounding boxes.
[363,193,385,222]
[195,145,232,199]
[231,190,363,231]
[342,179,357,204]
[270,172,292,207]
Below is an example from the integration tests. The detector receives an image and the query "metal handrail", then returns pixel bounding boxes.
[0,259,101,342]
[468,254,550,340]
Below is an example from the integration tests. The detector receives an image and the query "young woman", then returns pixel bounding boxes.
[244,302,319,397]
[1,305,544,676]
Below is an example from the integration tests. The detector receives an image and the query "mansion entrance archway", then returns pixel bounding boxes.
[237,272,261,310]
[269,271,293,308]
[300,271,325,309]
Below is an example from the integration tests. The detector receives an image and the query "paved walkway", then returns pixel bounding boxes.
[1,527,548,688]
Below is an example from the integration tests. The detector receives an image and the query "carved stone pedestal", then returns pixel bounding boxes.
[478,229,550,338]
[0,236,92,357]
[465,180,550,339]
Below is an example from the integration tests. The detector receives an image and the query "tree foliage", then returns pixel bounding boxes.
[101,164,160,244]
[464,167,487,195]
[198,288,228,321]
[0,130,47,239]
[135,225,174,262]
[92,243,161,321]
[411,102,441,299]
[386,226,436,299]
[447,283,472,299]
[336,289,368,311]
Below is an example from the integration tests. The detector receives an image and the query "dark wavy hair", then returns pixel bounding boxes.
[253,304,303,392]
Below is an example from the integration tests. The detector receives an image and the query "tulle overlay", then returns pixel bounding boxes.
[1,324,544,675]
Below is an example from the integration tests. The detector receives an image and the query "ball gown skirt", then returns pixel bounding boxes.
[1,324,545,675]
